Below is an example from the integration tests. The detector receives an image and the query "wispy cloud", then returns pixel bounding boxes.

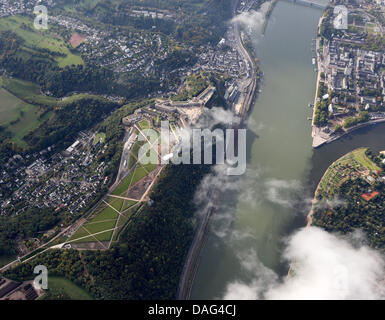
[222,227,385,300]
[230,2,272,34]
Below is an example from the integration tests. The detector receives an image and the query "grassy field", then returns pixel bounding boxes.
[94,132,106,145]
[139,119,150,129]
[0,87,52,147]
[122,199,137,211]
[0,88,32,126]
[69,198,123,243]
[91,206,119,222]
[0,76,106,107]
[43,276,93,300]
[0,76,109,146]
[132,164,151,183]
[111,171,135,196]
[0,15,83,68]
[353,148,381,172]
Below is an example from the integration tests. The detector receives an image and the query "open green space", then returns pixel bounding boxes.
[0,87,52,147]
[0,76,106,107]
[111,170,135,196]
[83,220,117,235]
[69,198,122,243]
[132,164,151,184]
[352,148,381,172]
[42,276,93,300]
[0,15,83,68]
[91,205,119,222]
[121,199,137,211]
[139,119,150,129]
[94,132,106,145]
[107,198,123,211]
[0,88,32,126]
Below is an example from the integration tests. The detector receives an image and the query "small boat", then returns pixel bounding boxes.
[307,117,313,121]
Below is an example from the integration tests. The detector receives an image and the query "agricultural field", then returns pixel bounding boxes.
[41,276,93,300]
[0,15,84,68]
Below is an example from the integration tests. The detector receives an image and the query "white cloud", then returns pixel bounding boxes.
[230,2,272,34]
[196,107,241,128]
[264,179,303,208]
[222,227,385,300]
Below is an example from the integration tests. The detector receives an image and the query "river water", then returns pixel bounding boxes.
[191,0,385,300]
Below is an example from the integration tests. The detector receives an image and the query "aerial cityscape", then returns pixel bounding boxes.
[0,0,384,308]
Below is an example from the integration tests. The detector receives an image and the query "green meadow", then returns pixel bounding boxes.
[0,15,83,68]
[42,277,93,300]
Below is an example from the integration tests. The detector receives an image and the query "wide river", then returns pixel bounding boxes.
[191,0,385,299]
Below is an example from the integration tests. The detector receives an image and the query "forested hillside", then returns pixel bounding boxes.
[5,162,211,299]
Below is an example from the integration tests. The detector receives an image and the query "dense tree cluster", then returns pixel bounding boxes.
[313,178,385,250]
[313,150,385,250]
[0,207,61,257]
[24,98,118,151]
[343,111,369,128]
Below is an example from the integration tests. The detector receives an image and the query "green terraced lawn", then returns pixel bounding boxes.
[91,229,114,242]
[70,219,116,243]
[111,170,135,196]
[83,220,116,235]
[107,198,123,211]
[69,226,91,242]
[122,200,137,211]
[0,76,106,107]
[142,163,157,173]
[131,165,150,185]
[91,206,119,221]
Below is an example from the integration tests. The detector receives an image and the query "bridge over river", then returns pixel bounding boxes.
[283,0,328,9]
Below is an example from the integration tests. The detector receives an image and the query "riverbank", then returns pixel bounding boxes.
[177,0,267,300]
[313,118,385,148]
[261,0,278,36]
[311,11,324,147]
